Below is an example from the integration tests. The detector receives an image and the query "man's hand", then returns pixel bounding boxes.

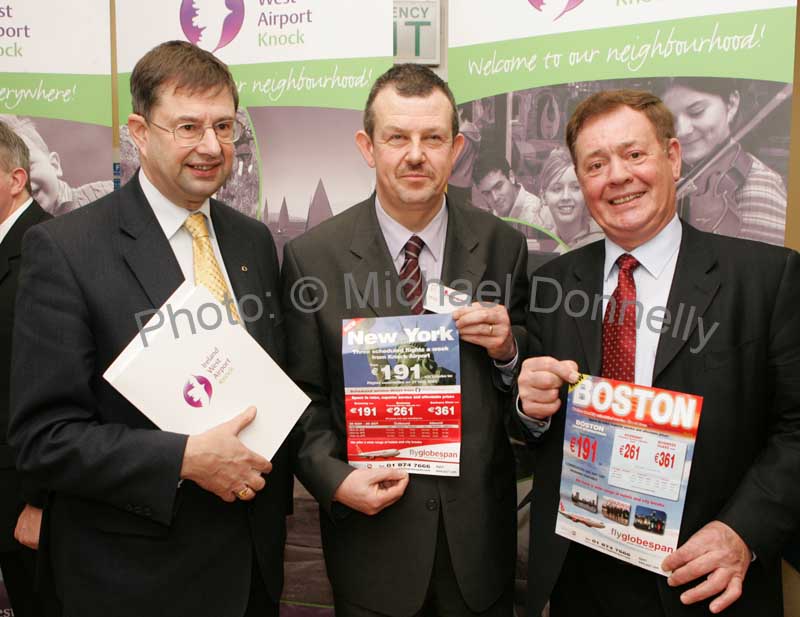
[333,468,410,515]
[180,406,272,502]
[662,520,751,613]
[518,356,579,420]
[14,504,42,550]
[453,302,515,361]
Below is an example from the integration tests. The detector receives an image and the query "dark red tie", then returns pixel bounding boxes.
[602,254,640,382]
[399,235,425,315]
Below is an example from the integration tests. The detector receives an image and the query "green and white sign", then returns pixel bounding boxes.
[0,0,113,217]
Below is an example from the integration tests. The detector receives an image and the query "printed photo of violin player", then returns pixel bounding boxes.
[661,77,789,246]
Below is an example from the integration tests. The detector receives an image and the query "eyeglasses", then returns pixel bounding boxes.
[148,119,242,147]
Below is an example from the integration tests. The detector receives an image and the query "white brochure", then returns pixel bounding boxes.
[104,283,309,460]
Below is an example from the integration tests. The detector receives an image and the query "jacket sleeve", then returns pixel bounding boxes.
[281,242,353,514]
[717,249,800,561]
[8,224,187,526]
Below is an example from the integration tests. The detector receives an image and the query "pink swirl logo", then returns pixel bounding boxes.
[183,375,214,408]
[528,0,585,21]
[180,0,245,52]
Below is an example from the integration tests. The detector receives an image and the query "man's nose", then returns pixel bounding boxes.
[195,126,222,155]
[405,138,425,165]
[607,156,633,185]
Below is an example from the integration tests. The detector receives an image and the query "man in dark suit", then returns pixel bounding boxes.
[282,64,529,616]
[0,121,57,617]
[8,41,290,617]
[518,90,800,616]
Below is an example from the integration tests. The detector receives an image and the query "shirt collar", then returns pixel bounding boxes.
[139,170,213,241]
[374,194,448,263]
[0,197,33,245]
[603,214,682,281]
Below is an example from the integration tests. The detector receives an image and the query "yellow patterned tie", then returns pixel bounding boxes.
[183,212,240,322]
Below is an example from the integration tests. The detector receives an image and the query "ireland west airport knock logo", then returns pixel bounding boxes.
[183,375,214,408]
[528,0,585,21]
[180,0,245,52]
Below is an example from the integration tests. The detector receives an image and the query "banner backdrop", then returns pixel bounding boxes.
[116,2,393,612]
[448,0,797,611]
[448,0,796,262]
[0,0,113,217]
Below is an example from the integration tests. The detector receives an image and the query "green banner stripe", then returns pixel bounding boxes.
[449,7,797,103]
[0,73,111,125]
[118,56,392,116]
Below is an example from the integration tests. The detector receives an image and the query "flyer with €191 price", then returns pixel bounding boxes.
[555,374,703,574]
[342,314,462,476]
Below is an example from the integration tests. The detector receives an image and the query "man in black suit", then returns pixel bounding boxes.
[282,64,529,616]
[8,41,290,617]
[518,90,800,616]
[0,121,56,617]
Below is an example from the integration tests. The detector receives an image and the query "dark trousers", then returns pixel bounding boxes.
[243,550,280,617]
[335,514,513,617]
[550,543,665,617]
[0,546,60,617]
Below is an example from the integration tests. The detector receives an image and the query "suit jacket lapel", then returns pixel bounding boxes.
[571,241,605,376]
[440,199,486,296]
[119,173,184,310]
[348,197,403,318]
[210,201,262,338]
[653,222,719,380]
[0,200,49,284]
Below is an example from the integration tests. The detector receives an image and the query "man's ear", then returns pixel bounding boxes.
[128,113,150,157]
[667,137,682,182]
[451,132,465,162]
[355,130,376,168]
[9,167,28,198]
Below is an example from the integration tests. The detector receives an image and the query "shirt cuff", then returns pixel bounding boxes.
[493,346,519,387]
[516,394,551,437]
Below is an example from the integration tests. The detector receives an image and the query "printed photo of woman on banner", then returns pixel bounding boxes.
[661,77,789,246]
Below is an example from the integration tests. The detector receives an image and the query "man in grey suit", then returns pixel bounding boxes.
[282,64,529,616]
[9,41,289,617]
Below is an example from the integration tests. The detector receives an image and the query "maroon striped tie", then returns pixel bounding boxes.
[602,254,640,382]
[399,235,425,315]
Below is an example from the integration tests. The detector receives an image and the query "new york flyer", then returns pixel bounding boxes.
[342,314,462,476]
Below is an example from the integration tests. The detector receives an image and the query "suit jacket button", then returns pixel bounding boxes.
[125,504,133,512]
[426,498,438,511]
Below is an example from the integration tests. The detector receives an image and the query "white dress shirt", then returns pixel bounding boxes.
[139,171,237,302]
[602,214,681,387]
[0,197,33,245]
[374,195,448,281]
